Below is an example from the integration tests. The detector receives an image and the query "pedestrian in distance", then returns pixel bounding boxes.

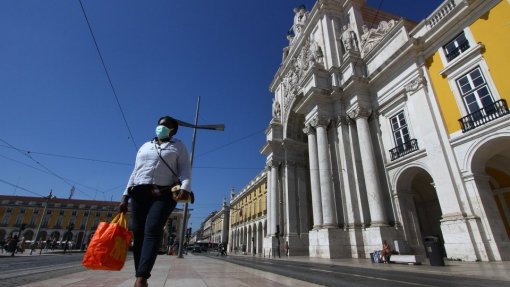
[8,235,19,257]
[119,116,192,287]
[380,240,392,263]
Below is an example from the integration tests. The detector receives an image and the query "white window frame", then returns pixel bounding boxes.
[438,28,476,66]
[390,111,411,148]
[456,66,495,114]
[443,31,470,62]
[379,90,416,162]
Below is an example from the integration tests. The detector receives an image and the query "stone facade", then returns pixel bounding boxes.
[261,0,510,261]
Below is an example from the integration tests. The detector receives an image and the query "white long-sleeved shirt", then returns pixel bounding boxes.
[123,138,192,195]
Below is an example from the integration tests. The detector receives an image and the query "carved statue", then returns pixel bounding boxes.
[309,40,324,66]
[341,25,358,52]
[292,5,308,36]
[272,99,281,119]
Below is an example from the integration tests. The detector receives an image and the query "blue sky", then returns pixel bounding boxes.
[0,0,443,230]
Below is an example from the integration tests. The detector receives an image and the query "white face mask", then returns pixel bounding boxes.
[155,125,171,139]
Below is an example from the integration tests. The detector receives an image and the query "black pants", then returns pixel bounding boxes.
[130,186,176,278]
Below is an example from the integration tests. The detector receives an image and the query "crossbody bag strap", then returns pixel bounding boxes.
[155,141,182,185]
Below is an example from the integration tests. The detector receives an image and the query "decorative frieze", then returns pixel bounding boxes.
[405,74,427,95]
[360,20,396,56]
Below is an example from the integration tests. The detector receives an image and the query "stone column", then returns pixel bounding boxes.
[335,116,355,227]
[269,160,280,235]
[348,107,387,225]
[265,165,273,235]
[303,124,323,228]
[283,160,297,235]
[311,116,338,227]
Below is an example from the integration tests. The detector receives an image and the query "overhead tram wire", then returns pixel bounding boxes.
[0,144,131,166]
[370,0,384,29]
[0,178,45,197]
[78,0,137,151]
[196,127,266,158]
[0,138,105,199]
[0,137,76,187]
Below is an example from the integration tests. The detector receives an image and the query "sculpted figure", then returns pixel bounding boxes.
[360,25,379,55]
[272,99,281,119]
[360,20,396,55]
[292,5,308,36]
[309,41,324,66]
[341,25,358,51]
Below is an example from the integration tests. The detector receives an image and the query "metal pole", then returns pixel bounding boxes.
[31,190,53,255]
[177,96,200,258]
[80,207,92,251]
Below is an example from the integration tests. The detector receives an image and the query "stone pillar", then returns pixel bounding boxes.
[303,124,323,228]
[312,116,338,227]
[265,165,272,236]
[335,116,355,227]
[283,160,297,235]
[270,161,280,236]
[462,173,510,261]
[348,107,387,225]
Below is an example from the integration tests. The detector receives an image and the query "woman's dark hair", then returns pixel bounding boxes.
[158,116,179,135]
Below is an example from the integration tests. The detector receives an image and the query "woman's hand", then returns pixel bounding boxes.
[118,195,129,213]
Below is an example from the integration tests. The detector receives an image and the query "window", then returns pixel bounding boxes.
[389,111,419,161]
[444,32,470,61]
[457,67,494,115]
[390,111,410,147]
[1,213,10,225]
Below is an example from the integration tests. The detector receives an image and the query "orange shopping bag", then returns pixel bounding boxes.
[82,212,132,271]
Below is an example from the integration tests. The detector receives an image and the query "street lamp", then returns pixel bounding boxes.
[177,96,225,258]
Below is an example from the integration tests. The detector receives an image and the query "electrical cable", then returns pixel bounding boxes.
[196,127,266,158]
[0,178,45,197]
[0,138,113,199]
[370,0,385,28]
[0,144,131,166]
[78,0,137,151]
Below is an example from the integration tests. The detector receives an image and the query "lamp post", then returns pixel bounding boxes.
[177,96,225,258]
[30,190,56,255]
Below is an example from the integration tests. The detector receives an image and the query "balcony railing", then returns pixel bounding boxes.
[445,41,470,61]
[459,99,509,133]
[389,139,419,161]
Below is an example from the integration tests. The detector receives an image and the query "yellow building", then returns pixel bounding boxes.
[424,0,510,247]
[228,170,267,255]
[0,194,122,249]
[0,194,187,251]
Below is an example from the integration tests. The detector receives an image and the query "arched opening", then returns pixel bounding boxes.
[470,136,510,241]
[396,166,443,256]
[22,230,34,241]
